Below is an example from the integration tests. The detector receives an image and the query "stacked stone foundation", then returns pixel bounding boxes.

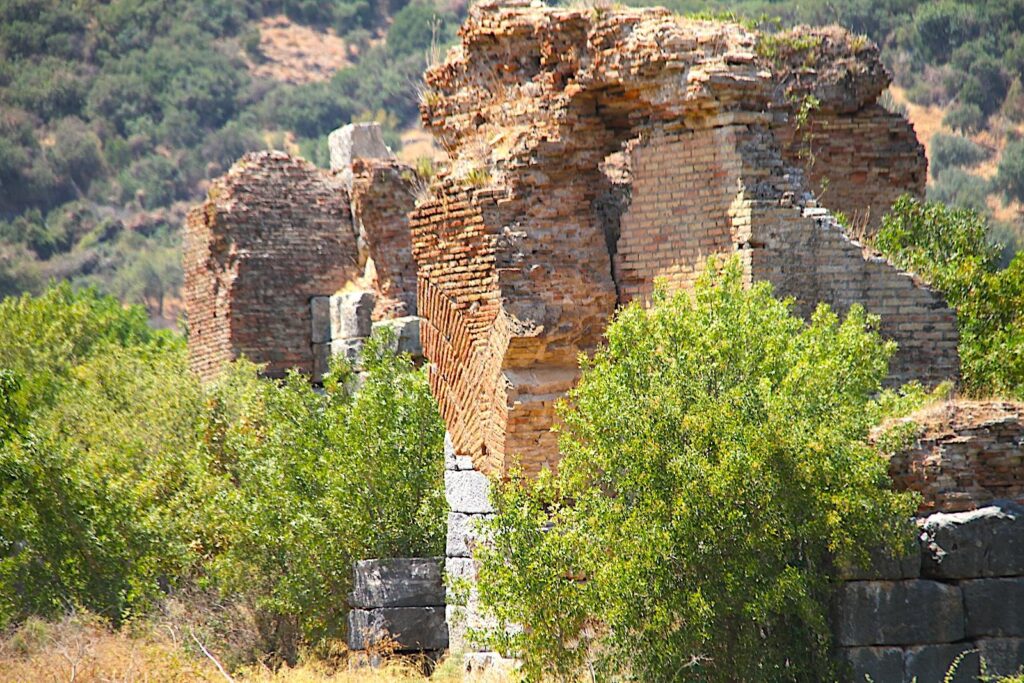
[835,502,1024,682]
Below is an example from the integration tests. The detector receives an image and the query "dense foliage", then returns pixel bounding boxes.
[876,196,1024,398]
[473,260,919,682]
[0,0,459,312]
[0,286,445,661]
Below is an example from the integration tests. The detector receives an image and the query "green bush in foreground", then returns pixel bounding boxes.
[208,334,446,654]
[0,286,445,662]
[876,196,1024,398]
[474,260,919,682]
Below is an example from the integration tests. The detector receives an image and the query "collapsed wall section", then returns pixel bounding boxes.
[350,158,420,319]
[767,26,927,236]
[184,151,358,380]
[882,401,1024,514]
[415,3,958,477]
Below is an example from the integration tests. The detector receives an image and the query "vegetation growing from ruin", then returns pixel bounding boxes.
[876,196,1024,399]
[0,286,445,665]
[473,260,920,682]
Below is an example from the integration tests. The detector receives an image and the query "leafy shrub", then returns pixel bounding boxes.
[911,1,978,64]
[118,154,188,208]
[386,2,453,58]
[0,286,446,660]
[876,195,1024,397]
[474,260,918,681]
[944,103,986,133]
[1002,78,1024,123]
[930,132,990,176]
[928,167,991,214]
[210,332,446,653]
[957,55,1009,117]
[997,138,1024,205]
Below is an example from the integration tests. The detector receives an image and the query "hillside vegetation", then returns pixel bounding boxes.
[1,0,1023,320]
[0,0,460,322]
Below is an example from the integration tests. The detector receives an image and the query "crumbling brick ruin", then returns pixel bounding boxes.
[883,401,1024,515]
[184,125,420,381]
[184,151,358,380]
[770,26,928,236]
[412,2,959,478]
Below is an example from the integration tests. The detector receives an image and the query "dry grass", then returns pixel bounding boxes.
[0,614,514,683]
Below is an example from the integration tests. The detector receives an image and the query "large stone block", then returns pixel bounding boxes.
[444,432,475,471]
[310,296,331,343]
[904,644,980,683]
[330,337,365,366]
[445,469,493,515]
[921,501,1024,579]
[372,316,422,360]
[836,541,921,581]
[329,122,392,178]
[330,290,375,340]
[312,342,329,382]
[836,646,903,683]
[963,578,1024,637]
[347,607,448,651]
[833,580,965,646]
[977,638,1024,677]
[447,512,490,558]
[349,558,445,609]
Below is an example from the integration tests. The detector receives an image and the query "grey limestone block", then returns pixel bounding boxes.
[328,122,392,186]
[921,501,1024,580]
[977,638,1024,677]
[312,342,330,382]
[310,296,331,343]
[330,337,365,366]
[904,644,980,683]
[833,580,965,646]
[445,469,494,515]
[349,558,445,609]
[330,290,375,340]
[347,606,448,651]
[836,646,904,683]
[447,512,491,559]
[372,316,422,360]
[963,578,1024,637]
[444,432,475,471]
[836,541,922,581]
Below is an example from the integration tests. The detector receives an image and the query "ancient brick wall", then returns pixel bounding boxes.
[766,26,927,237]
[776,106,927,237]
[184,151,359,380]
[883,401,1024,515]
[414,3,959,477]
[350,158,420,319]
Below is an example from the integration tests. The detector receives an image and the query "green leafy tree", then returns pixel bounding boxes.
[208,331,446,655]
[474,260,918,682]
[930,133,990,177]
[876,195,1024,397]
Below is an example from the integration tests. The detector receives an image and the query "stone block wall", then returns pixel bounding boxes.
[884,401,1024,515]
[184,151,358,381]
[347,558,448,659]
[834,501,1024,682]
